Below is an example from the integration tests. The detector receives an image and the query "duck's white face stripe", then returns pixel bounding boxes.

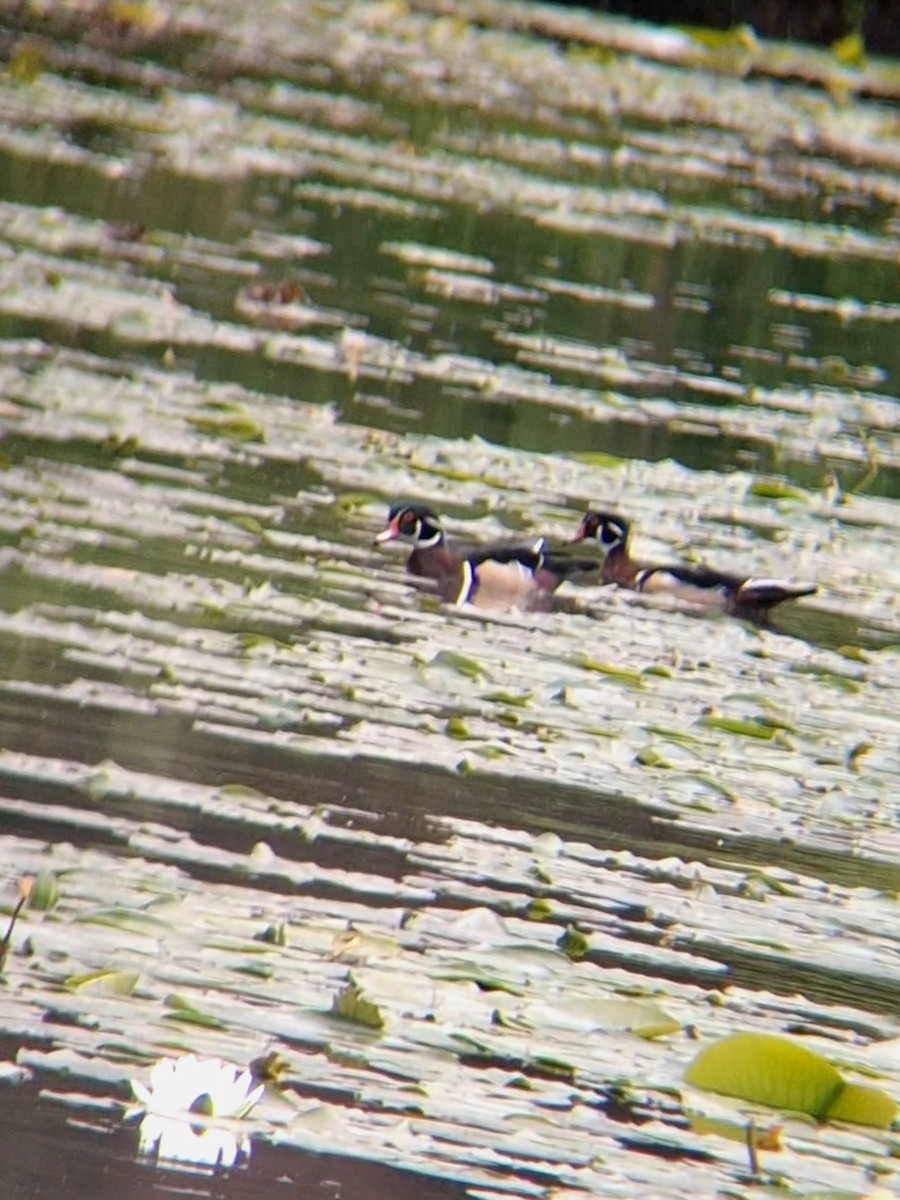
[416,527,442,549]
[454,559,475,606]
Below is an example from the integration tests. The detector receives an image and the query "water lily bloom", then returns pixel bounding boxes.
[130,1054,264,1168]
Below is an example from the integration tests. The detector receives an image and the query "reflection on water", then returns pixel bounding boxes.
[1,1,900,1197]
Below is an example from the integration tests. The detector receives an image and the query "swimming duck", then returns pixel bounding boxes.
[571,510,817,617]
[375,502,599,611]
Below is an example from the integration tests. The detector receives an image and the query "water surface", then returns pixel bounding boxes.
[0,2,899,1197]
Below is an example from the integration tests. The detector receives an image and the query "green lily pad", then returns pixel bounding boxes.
[64,969,139,996]
[685,1032,897,1128]
[747,478,806,501]
[698,715,777,740]
[557,925,589,960]
[832,31,865,68]
[163,994,227,1029]
[331,977,385,1029]
[684,772,737,801]
[427,650,490,680]
[187,412,265,442]
[574,656,644,687]
[484,691,531,707]
[568,452,625,468]
[635,746,670,767]
[79,907,172,935]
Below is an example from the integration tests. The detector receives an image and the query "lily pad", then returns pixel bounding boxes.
[747,478,807,501]
[685,1032,897,1129]
[331,978,385,1030]
[698,715,777,740]
[64,969,139,996]
[78,907,172,935]
[426,650,490,680]
[163,995,227,1030]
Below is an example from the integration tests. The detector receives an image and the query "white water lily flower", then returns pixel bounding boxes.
[130,1054,264,1168]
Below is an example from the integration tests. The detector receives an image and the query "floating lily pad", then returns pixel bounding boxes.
[445,716,470,740]
[747,478,807,501]
[685,1032,897,1128]
[187,412,265,442]
[79,907,172,935]
[65,969,139,996]
[698,715,778,740]
[331,978,385,1030]
[557,925,589,960]
[426,650,490,680]
[163,995,227,1030]
[573,656,645,687]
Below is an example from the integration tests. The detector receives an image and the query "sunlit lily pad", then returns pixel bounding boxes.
[698,715,778,740]
[685,1033,897,1128]
[425,650,491,679]
[573,656,645,687]
[186,411,265,442]
[79,907,173,935]
[65,969,140,995]
[1,0,900,1195]
[163,995,227,1030]
[559,997,681,1040]
[747,478,807,501]
[331,977,385,1030]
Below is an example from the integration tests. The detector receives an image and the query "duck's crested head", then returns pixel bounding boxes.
[572,510,630,552]
[374,502,445,547]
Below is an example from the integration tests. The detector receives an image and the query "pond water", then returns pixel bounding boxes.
[0,1,899,1197]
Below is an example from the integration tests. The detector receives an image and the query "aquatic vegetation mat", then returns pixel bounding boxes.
[0,0,899,1196]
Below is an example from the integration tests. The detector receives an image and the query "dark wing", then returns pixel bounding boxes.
[634,562,738,608]
[469,539,602,577]
[540,548,607,582]
[637,563,817,613]
[660,563,741,590]
[467,542,545,572]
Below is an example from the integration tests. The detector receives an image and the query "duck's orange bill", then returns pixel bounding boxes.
[373,516,401,545]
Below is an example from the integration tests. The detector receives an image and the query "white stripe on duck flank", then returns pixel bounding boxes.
[454,560,475,606]
[635,568,729,608]
[737,577,815,596]
[455,558,538,607]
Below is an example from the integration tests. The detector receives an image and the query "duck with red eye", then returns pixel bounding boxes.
[570,510,817,618]
[375,502,599,612]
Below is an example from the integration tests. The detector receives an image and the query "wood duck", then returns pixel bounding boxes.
[374,502,600,611]
[570,510,817,618]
